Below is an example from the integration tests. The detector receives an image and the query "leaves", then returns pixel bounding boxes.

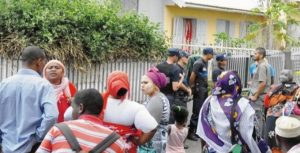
[247,0,300,49]
[0,0,167,66]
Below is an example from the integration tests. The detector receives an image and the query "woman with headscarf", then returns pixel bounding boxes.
[99,71,158,153]
[140,67,170,153]
[264,69,299,152]
[43,60,77,123]
[196,71,261,153]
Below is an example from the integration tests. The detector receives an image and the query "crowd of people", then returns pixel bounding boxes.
[0,45,300,153]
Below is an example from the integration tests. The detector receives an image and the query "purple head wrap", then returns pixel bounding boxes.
[147,67,168,89]
[212,71,242,99]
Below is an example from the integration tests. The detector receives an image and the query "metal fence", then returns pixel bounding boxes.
[173,44,286,87]
[0,45,294,102]
[0,58,159,102]
[291,47,300,84]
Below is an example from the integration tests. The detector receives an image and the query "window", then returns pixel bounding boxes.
[172,17,208,51]
[240,21,253,38]
[216,19,235,37]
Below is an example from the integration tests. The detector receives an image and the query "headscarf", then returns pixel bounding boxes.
[197,71,261,152]
[211,71,243,121]
[106,71,130,100]
[146,67,167,89]
[212,71,242,99]
[43,60,71,98]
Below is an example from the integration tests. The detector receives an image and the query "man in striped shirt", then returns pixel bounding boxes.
[36,89,127,153]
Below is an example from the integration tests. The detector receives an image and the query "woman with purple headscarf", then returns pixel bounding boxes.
[140,67,170,153]
[196,71,261,153]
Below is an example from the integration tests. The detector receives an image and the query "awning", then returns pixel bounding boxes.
[170,0,264,15]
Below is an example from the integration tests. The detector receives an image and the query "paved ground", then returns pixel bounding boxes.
[185,100,202,153]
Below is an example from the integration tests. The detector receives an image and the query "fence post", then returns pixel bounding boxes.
[244,57,249,88]
[284,51,292,69]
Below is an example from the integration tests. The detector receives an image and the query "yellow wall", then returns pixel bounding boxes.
[165,5,264,44]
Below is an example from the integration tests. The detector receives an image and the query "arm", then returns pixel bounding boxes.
[189,62,202,88]
[189,72,197,88]
[134,106,158,144]
[36,127,57,153]
[172,68,184,92]
[36,85,58,141]
[134,129,157,145]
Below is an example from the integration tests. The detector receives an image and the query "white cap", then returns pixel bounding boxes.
[275,116,300,138]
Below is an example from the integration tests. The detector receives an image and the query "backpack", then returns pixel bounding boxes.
[186,55,201,85]
[55,123,120,153]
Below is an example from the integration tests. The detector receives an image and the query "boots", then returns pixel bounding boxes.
[187,128,199,141]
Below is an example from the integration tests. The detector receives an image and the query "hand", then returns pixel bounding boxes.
[187,88,192,96]
[249,95,258,102]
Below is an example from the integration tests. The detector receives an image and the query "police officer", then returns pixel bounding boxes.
[156,48,184,123]
[188,48,214,141]
[212,53,228,86]
[174,50,192,108]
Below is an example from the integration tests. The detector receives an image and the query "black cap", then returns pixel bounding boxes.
[168,48,180,56]
[203,47,214,55]
[216,53,228,61]
[179,50,190,58]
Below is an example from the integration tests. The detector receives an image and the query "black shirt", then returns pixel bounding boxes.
[156,61,180,95]
[212,66,225,82]
[176,63,189,96]
[192,58,208,87]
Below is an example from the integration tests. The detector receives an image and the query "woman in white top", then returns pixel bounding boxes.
[99,71,158,153]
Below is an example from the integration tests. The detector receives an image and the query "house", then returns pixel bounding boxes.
[135,0,265,47]
[131,0,300,49]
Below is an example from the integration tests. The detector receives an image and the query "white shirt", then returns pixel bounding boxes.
[104,97,158,133]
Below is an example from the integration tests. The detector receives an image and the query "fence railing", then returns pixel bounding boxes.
[1,45,296,102]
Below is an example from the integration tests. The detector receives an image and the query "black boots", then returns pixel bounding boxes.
[187,128,199,141]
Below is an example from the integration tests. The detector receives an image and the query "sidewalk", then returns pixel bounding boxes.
[186,100,202,153]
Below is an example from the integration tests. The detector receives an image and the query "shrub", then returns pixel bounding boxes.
[0,0,167,66]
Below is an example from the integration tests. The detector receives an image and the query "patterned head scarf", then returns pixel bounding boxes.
[212,71,242,100]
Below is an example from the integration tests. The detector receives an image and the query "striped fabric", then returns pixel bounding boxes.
[37,118,127,153]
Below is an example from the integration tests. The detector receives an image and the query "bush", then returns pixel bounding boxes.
[0,0,167,66]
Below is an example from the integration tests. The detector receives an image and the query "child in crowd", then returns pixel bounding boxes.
[166,106,189,153]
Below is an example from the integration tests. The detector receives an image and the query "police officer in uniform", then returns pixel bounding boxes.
[188,48,214,141]
[212,53,228,86]
[174,50,192,108]
[156,48,183,123]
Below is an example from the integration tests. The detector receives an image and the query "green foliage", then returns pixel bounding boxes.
[214,32,253,48]
[248,0,300,49]
[0,0,167,66]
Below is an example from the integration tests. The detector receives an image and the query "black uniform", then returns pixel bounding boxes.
[189,58,208,131]
[174,63,189,108]
[212,66,225,83]
[156,61,181,123]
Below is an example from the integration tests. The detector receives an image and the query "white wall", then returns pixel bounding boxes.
[138,0,165,31]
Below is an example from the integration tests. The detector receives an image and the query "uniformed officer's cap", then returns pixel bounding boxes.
[168,48,180,57]
[203,47,214,55]
[216,53,228,61]
[179,50,190,58]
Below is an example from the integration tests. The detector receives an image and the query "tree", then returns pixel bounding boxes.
[247,0,300,50]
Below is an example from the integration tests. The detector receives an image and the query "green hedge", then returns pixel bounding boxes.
[0,0,167,66]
